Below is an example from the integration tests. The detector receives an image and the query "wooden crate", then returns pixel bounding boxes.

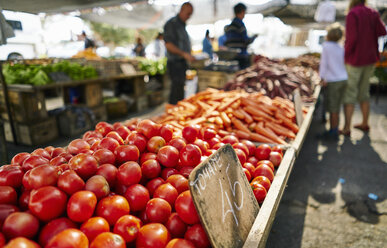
[63,83,103,107]
[129,96,148,113]
[197,70,234,91]
[3,117,58,146]
[91,105,108,124]
[0,90,48,123]
[148,91,165,107]
[56,108,93,137]
[105,100,129,119]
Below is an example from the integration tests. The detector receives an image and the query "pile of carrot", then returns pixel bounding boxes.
[151,88,307,145]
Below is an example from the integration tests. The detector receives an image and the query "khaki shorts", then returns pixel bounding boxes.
[343,64,375,104]
[326,81,347,113]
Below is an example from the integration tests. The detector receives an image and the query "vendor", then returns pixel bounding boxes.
[224,3,257,69]
[163,2,195,104]
[82,31,95,49]
[134,37,146,57]
[202,30,213,59]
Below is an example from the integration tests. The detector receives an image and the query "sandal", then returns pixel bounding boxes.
[339,130,351,137]
[354,124,370,132]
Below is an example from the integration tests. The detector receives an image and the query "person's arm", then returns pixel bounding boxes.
[165,42,195,62]
[375,12,387,37]
[319,44,328,83]
[344,12,357,57]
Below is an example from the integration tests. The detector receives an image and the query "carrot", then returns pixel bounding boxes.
[218,96,241,112]
[248,122,257,132]
[218,129,230,137]
[255,125,287,145]
[220,112,231,127]
[233,109,245,119]
[266,123,296,139]
[249,132,276,144]
[244,106,273,120]
[275,112,299,133]
[231,118,251,133]
[239,109,253,124]
[234,130,250,139]
[215,116,223,126]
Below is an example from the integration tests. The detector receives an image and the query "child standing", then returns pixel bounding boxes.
[319,23,348,140]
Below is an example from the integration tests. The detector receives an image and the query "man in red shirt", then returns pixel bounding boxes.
[341,0,386,136]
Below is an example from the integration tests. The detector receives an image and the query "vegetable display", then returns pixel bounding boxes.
[138,58,167,76]
[0,119,284,247]
[224,55,320,102]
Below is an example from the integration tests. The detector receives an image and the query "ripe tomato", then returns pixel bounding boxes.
[251,182,267,204]
[85,175,110,200]
[257,160,275,171]
[29,186,67,222]
[39,217,77,247]
[222,135,239,145]
[165,213,187,238]
[202,128,216,141]
[0,204,19,226]
[46,228,88,248]
[57,170,85,195]
[140,152,157,164]
[113,215,142,243]
[269,151,283,168]
[99,137,120,153]
[157,146,179,168]
[51,148,66,158]
[96,164,118,189]
[255,144,271,160]
[253,164,275,182]
[93,149,116,165]
[124,184,150,212]
[136,223,171,248]
[95,122,114,136]
[117,161,142,186]
[126,132,148,153]
[80,217,110,242]
[247,156,259,166]
[141,159,161,179]
[31,148,51,160]
[232,142,249,157]
[0,232,5,247]
[145,198,172,224]
[18,190,30,211]
[179,166,194,179]
[168,137,186,151]
[161,168,179,181]
[69,154,98,180]
[234,148,247,165]
[22,155,49,172]
[114,145,140,165]
[147,136,166,153]
[207,137,220,149]
[154,183,178,207]
[271,145,283,156]
[11,152,30,166]
[184,224,210,248]
[106,131,125,145]
[23,164,59,190]
[166,175,189,194]
[193,139,209,155]
[83,130,103,140]
[243,168,251,181]
[4,237,40,248]
[146,177,165,197]
[242,162,255,176]
[96,195,130,226]
[251,176,271,192]
[241,140,256,156]
[137,119,159,139]
[90,232,125,248]
[116,125,131,140]
[67,139,90,155]
[0,186,17,205]
[182,126,199,143]
[175,191,200,225]
[166,238,195,248]
[2,212,39,239]
[179,144,202,167]
[159,124,174,142]
[67,191,97,222]
[49,156,67,167]
[0,165,23,188]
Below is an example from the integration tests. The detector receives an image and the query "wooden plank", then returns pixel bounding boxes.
[243,147,296,248]
[189,144,260,248]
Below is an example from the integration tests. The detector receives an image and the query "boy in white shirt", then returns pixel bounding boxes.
[319,23,348,140]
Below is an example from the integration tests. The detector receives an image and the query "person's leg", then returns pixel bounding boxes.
[343,103,354,133]
[167,61,186,104]
[355,65,374,129]
[330,112,339,130]
[342,66,361,134]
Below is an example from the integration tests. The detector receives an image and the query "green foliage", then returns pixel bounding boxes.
[138,58,167,76]
[375,67,387,83]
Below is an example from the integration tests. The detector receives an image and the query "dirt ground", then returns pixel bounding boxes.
[266,94,387,248]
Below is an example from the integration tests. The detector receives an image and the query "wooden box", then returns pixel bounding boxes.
[57,108,92,137]
[91,105,108,124]
[105,100,129,119]
[0,90,48,123]
[64,83,103,107]
[148,91,165,107]
[4,117,58,146]
[129,96,148,113]
[197,70,234,91]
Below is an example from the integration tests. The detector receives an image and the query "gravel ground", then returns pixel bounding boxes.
[266,94,387,248]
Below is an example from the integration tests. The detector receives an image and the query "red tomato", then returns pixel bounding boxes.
[80,217,110,242]
[31,148,51,160]
[136,223,171,248]
[271,145,283,155]
[126,132,147,153]
[255,144,272,160]
[234,148,247,165]
[2,212,39,239]
[269,151,283,168]
[184,224,210,248]
[221,135,239,145]
[39,217,77,247]
[145,198,171,224]
[11,153,30,166]
[0,204,19,226]
[67,191,97,222]
[166,238,195,248]
[45,146,55,155]
[49,156,67,167]
[207,137,220,149]
[114,145,139,165]
[21,155,49,172]
[253,164,275,182]
[154,183,178,207]
[212,142,225,150]
[67,139,90,155]
[96,164,118,189]
[193,139,209,155]
[124,184,150,212]
[90,232,125,248]
[166,175,189,194]
[165,213,187,238]
[116,125,131,140]
[0,232,5,247]
[202,128,216,140]
[243,168,251,181]
[83,130,103,140]
[99,137,120,153]
[251,176,271,192]
[95,122,114,136]
[113,215,142,243]
[147,136,166,153]
[51,148,66,158]
[138,210,150,225]
[140,152,157,164]
[4,237,40,248]
[232,142,249,157]
[57,170,85,195]
[93,149,116,165]
[0,186,17,205]
[179,166,194,179]
[146,178,165,197]
[18,190,30,211]
[46,228,88,248]
[251,182,267,204]
[161,168,179,181]
[117,161,142,186]
[256,160,275,171]
[22,164,59,190]
[85,175,110,200]
[242,162,255,176]
[241,140,256,156]
[182,126,199,143]
[69,154,98,180]
[106,131,125,145]
[141,159,161,179]
[29,186,67,222]
[137,119,159,139]
[168,138,186,151]
[179,144,202,167]
[159,124,174,142]
[96,195,130,226]
[58,152,73,162]
[247,156,259,166]
[175,191,200,225]
[157,146,179,168]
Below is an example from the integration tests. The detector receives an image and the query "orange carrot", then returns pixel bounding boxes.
[234,130,250,139]
[266,123,296,139]
[249,132,276,144]
[255,125,287,145]
[239,109,253,124]
[231,118,251,133]
[215,116,223,126]
[233,109,245,119]
[220,112,231,127]
[218,129,230,137]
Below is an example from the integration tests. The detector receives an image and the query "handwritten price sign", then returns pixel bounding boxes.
[189,144,259,248]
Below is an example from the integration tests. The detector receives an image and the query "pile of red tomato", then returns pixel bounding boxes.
[0,119,283,247]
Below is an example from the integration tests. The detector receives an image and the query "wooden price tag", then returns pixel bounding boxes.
[120,63,136,75]
[293,88,304,126]
[189,144,260,248]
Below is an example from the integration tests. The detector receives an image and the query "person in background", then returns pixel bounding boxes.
[202,30,213,59]
[163,2,195,104]
[341,0,386,136]
[134,37,145,57]
[82,31,95,49]
[218,34,227,50]
[154,32,166,58]
[318,23,348,140]
[224,3,257,69]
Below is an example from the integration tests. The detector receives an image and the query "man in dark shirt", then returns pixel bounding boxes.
[164,2,195,104]
[82,31,95,49]
[224,3,257,69]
